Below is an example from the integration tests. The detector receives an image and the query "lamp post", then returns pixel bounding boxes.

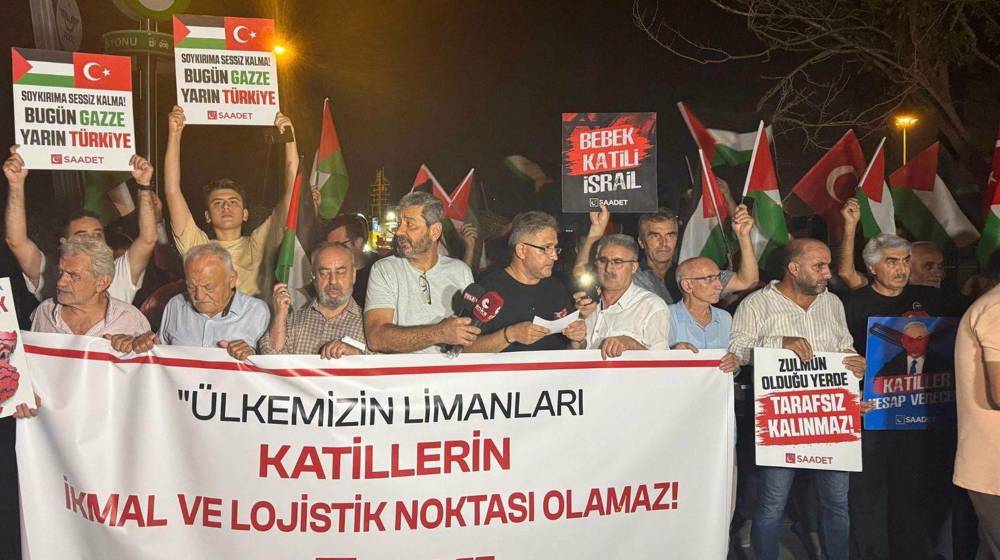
[894,115,918,164]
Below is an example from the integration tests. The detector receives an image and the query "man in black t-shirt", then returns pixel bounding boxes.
[842,233,959,560]
[467,212,586,352]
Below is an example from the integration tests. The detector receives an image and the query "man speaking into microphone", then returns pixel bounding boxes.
[467,212,587,353]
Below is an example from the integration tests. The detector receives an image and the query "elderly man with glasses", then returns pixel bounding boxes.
[364,191,476,354]
[669,256,740,373]
[467,211,586,352]
[572,234,669,359]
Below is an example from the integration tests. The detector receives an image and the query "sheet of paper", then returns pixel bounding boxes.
[532,310,580,334]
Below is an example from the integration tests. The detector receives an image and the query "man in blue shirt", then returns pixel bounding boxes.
[669,256,738,373]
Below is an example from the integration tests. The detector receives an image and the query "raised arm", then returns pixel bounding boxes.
[572,203,609,277]
[724,204,760,293]
[164,105,194,236]
[127,155,157,285]
[837,198,868,290]
[268,112,299,229]
[3,146,43,287]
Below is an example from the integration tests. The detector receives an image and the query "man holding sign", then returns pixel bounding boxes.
[730,238,865,560]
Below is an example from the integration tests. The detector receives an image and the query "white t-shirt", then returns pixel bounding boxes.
[25,251,144,305]
[365,254,474,354]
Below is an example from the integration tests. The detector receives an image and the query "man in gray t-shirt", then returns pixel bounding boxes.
[364,192,477,354]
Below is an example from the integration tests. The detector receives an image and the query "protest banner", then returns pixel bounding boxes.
[172,15,280,125]
[19,335,733,559]
[754,348,862,471]
[862,316,957,430]
[0,278,34,418]
[11,47,135,170]
[561,112,657,213]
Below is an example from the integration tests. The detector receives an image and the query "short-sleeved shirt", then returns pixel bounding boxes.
[585,282,670,350]
[477,268,575,352]
[172,215,275,298]
[365,254,474,354]
[30,296,150,337]
[633,261,735,304]
[26,251,144,304]
[668,301,733,350]
[159,289,270,349]
[259,298,365,355]
[953,285,1000,495]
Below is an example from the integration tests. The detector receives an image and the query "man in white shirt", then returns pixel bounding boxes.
[573,234,669,359]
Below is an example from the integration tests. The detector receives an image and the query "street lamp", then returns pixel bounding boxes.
[894,115,918,164]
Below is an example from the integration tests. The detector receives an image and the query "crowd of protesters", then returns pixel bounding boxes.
[1,107,999,560]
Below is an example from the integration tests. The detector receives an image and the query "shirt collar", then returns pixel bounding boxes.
[675,300,720,325]
[603,281,641,311]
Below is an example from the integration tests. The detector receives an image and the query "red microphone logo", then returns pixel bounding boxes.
[473,291,505,323]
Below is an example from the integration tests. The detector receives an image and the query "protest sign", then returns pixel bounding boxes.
[863,316,957,430]
[11,47,135,170]
[0,278,35,418]
[562,112,657,213]
[19,335,733,559]
[754,348,862,471]
[172,15,280,125]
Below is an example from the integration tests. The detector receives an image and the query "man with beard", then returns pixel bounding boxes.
[324,214,374,308]
[260,242,364,358]
[105,243,269,361]
[164,106,297,298]
[573,234,669,359]
[364,192,476,354]
[729,238,866,560]
[842,233,958,560]
[466,211,586,352]
[575,205,758,303]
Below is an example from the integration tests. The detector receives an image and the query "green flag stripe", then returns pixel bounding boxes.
[711,145,753,167]
[889,187,952,250]
[701,225,730,267]
[178,38,227,50]
[16,74,75,88]
[274,229,297,284]
[976,214,1000,267]
[856,190,882,240]
[317,151,349,220]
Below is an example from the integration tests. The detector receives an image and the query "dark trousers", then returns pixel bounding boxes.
[0,418,19,560]
[849,429,954,560]
[970,490,1000,560]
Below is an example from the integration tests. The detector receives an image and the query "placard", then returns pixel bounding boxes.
[0,278,35,418]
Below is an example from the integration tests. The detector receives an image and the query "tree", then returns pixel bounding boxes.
[633,0,1000,172]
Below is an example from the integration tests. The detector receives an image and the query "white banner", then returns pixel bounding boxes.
[753,348,862,471]
[18,333,733,559]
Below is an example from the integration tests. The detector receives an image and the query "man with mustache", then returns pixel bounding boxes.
[466,211,586,352]
[364,192,476,354]
[105,243,269,361]
[729,238,865,560]
[842,233,959,560]
[573,234,669,359]
[259,242,364,358]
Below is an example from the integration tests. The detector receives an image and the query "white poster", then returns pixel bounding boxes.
[19,334,733,559]
[0,278,34,418]
[753,348,862,471]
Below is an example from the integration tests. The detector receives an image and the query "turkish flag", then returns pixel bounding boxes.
[73,52,132,91]
[787,130,866,240]
[224,17,275,52]
[982,126,1000,224]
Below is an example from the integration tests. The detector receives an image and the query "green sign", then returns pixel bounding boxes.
[112,0,191,21]
[103,30,173,57]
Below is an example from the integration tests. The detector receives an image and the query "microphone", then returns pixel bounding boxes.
[446,287,504,357]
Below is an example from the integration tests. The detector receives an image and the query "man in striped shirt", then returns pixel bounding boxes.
[729,238,866,560]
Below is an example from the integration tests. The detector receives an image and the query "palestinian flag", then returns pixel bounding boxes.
[982,126,1000,225]
[12,48,131,91]
[82,171,134,224]
[855,138,895,239]
[741,121,788,264]
[889,142,979,249]
[679,149,732,266]
[310,98,350,219]
[274,160,316,309]
[977,180,1000,268]
[677,102,763,166]
[504,155,553,193]
[173,15,274,52]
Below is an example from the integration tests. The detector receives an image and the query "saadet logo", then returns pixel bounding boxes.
[785,453,796,464]
[50,154,62,165]
[207,110,218,120]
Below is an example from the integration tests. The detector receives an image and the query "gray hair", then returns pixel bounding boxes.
[638,207,679,236]
[397,191,444,227]
[508,211,558,248]
[310,240,356,269]
[60,236,114,281]
[862,234,912,269]
[595,233,640,259]
[184,242,234,275]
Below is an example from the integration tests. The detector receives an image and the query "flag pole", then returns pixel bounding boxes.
[699,150,735,269]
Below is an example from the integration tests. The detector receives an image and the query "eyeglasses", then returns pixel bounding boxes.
[521,242,561,256]
[418,272,431,305]
[681,273,723,283]
[595,257,638,268]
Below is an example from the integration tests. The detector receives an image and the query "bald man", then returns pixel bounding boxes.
[669,257,738,373]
